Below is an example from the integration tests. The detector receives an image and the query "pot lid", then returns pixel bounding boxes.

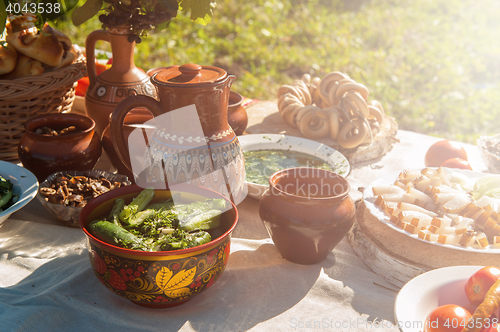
[152,63,228,86]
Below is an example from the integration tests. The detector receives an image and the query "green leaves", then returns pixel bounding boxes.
[71,0,103,26]
[70,0,214,28]
[0,1,6,37]
[158,0,179,17]
[179,0,215,25]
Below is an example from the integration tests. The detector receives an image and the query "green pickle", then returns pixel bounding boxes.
[0,175,16,212]
[88,188,227,251]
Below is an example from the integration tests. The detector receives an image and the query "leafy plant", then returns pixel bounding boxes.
[72,0,215,43]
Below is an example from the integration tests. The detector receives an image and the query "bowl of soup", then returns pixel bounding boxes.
[238,134,350,200]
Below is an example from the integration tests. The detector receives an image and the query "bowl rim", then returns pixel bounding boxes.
[239,133,351,187]
[0,161,39,219]
[23,112,96,137]
[38,169,131,210]
[79,183,239,256]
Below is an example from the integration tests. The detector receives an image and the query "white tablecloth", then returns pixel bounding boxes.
[0,129,489,332]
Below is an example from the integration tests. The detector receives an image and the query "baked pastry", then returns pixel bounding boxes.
[0,43,18,75]
[3,54,45,79]
[6,22,64,67]
[51,28,75,69]
[7,13,37,33]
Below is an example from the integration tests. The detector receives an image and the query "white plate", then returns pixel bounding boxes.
[394,265,493,332]
[363,168,500,252]
[238,134,350,200]
[0,161,39,225]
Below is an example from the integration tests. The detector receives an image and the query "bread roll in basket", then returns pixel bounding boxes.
[0,14,86,161]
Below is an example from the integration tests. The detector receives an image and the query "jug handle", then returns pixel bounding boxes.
[85,29,109,86]
[110,95,163,174]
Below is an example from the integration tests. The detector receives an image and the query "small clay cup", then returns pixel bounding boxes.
[18,113,102,182]
[228,91,248,135]
[259,167,356,265]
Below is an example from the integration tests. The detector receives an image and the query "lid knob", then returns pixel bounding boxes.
[179,63,202,76]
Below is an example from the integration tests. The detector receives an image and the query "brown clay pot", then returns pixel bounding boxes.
[18,113,102,182]
[228,91,248,135]
[101,109,154,180]
[85,27,157,136]
[259,167,356,265]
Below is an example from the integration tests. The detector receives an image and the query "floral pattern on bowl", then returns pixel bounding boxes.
[89,237,231,307]
[79,184,238,308]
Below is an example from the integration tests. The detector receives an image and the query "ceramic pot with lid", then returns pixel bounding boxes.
[259,167,356,264]
[110,63,247,204]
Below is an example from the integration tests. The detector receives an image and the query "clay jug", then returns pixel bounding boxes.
[109,63,247,204]
[85,27,157,136]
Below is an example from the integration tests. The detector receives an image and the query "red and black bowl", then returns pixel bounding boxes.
[79,183,238,308]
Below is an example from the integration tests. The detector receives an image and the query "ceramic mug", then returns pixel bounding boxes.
[259,167,356,264]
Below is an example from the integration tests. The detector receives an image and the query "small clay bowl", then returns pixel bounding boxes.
[259,167,356,264]
[18,113,102,182]
[79,183,238,308]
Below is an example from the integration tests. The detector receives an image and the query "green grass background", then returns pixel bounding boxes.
[56,0,500,143]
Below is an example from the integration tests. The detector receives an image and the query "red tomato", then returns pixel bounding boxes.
[465,266,500,305]
[95,62,110,75]
[440,157,473,170]
[424,304,472,332]
[75,77,89,97]
[107,58,113,65]
[425,140,468,167]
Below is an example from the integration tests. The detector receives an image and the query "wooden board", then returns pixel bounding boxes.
[245,100,399,165]
[347,200,500,288]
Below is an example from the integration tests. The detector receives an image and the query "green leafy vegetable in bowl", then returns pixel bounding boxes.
[87,187,227,251]
[0,175,17,212]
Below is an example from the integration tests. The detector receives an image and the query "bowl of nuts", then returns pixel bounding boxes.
[37,170,130,227]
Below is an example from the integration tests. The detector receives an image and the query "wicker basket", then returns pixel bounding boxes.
[0,55,86,161]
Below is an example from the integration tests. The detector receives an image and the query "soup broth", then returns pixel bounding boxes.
[244,149,333,185]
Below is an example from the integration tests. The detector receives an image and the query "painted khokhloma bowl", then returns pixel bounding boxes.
[79,184,238,308]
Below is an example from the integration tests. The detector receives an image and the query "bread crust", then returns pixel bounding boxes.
[2,54,45,79]
[6,23,64,67]
[0,44,18,75]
